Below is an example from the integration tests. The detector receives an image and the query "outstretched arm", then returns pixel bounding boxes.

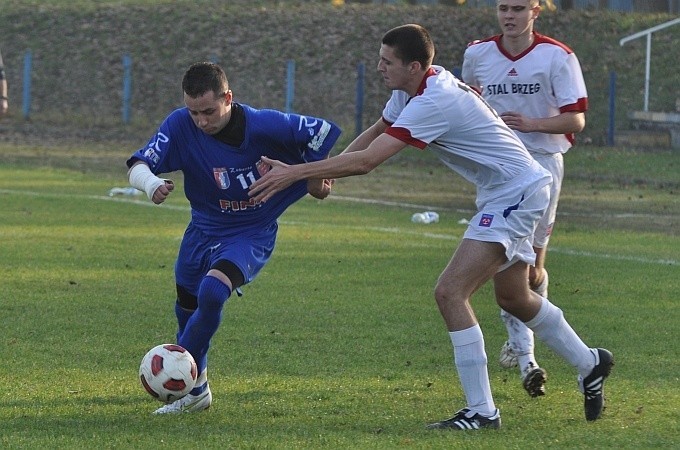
[303,118,386,199]
[341,118,389,154]
[249,126,405,203]
[305,154,334,200]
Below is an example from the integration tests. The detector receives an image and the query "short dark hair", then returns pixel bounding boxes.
[182,62,229,98]
[381,24,435,69]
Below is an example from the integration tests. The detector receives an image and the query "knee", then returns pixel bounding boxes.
[496,297,511,313]
[497,290,543,322]
[496,293,521,315]
[197,276,231,312]
[433,281,447,306]
[434,280,462,309]
[177,284,198,311]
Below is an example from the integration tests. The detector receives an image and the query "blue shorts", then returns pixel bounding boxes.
[174,220,278,295]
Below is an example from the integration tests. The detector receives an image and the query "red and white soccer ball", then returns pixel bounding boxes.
[139,344,198,403]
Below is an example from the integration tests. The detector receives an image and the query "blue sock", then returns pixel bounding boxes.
[190,382,208,396]
[178,276,231,383]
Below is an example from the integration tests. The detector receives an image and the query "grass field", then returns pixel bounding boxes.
[1,1,678,447]
[1,142,678,448]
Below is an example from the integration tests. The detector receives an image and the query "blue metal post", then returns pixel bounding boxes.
[607,71,616,146]
[22,50,32,120]
[355,63,365,138]
[122,54,132,124]
[285,60,295,113]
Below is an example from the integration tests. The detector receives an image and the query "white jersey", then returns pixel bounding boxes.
[462,32,588,155]
[381,65,551,207]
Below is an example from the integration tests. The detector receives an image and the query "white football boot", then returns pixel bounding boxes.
[153,369,211,414]
[153,386,212,414]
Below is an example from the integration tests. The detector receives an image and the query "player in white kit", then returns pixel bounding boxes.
[462,0,588,397]
[249,24,612,429]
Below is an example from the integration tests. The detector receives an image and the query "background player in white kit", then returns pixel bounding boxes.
[462,0,588,397]
[250,24,611,429]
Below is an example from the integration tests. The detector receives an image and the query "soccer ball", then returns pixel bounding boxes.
[139,344,198,403]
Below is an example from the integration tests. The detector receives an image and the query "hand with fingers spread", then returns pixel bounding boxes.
[249,156,299,203]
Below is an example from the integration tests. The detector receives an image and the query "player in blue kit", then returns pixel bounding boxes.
[127,62,341,414]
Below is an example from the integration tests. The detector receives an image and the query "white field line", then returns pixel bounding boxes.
[330,194,680,221]
[2,188,677,266]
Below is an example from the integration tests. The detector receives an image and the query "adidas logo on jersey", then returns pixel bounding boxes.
[507,68,518,77]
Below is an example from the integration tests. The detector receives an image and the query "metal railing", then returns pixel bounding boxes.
[619,17,680,112]
[366,0,679,11]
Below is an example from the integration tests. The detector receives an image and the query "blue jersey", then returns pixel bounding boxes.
[128,104,341,237]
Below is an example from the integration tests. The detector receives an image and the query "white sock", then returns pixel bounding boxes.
[188,369,209,396]
[525,297,596,377]
[449,325,496,417]
[500,309,537,374]
[195,369,208,386]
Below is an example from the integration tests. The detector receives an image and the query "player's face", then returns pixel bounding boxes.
[497,0,540,38]
[377,44,413,91]
[184,90,232,135]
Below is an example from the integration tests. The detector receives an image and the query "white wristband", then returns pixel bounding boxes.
[128,163,167,201]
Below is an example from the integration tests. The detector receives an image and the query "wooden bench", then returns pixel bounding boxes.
[628,110,680,150]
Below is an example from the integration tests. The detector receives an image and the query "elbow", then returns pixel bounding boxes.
[572,113,586,133]
[356,148,389,175]
[343,152,378,176]
[574,119,586,133]
[355,159,377,176]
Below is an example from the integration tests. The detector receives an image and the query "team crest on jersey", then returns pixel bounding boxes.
[479,214,494,227]
[214,167,230,189]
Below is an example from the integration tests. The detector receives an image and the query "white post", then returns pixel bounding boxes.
[620,17,680,112]
[644,34,651,112]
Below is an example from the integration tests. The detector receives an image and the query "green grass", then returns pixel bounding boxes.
[1,142,679,448]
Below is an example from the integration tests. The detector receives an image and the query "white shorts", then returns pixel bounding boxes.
[464,163,551,270]
[531,152,564,248]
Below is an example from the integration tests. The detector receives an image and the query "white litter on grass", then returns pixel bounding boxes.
[108,186,142,197]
